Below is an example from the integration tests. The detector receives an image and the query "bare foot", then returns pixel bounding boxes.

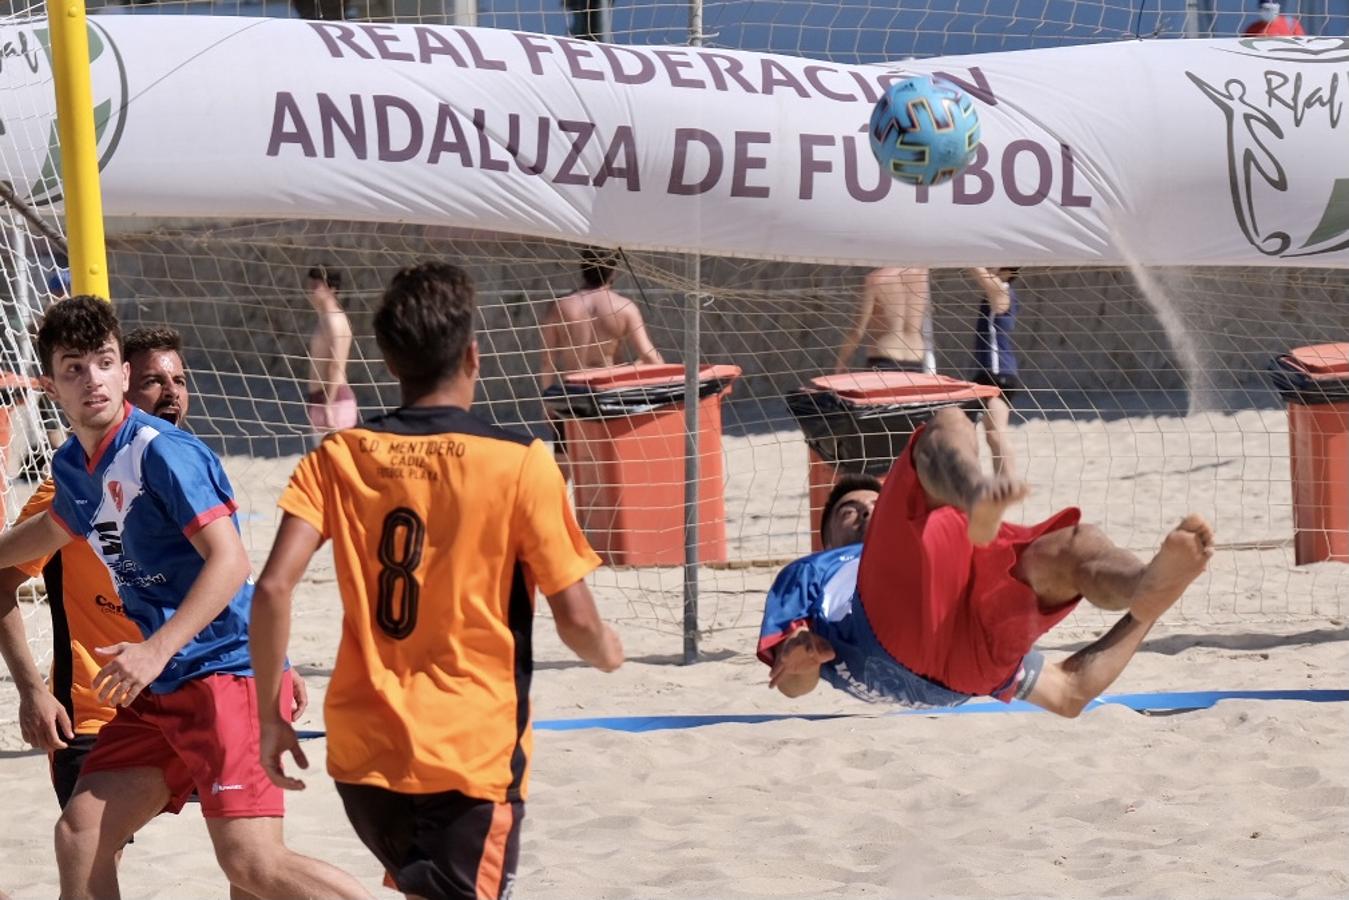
[966,475,1030,545]
[1129,514,1215,623]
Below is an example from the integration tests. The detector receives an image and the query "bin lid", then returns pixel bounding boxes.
[562,363,741,391]
[1286,343,1349,379]
[808,371,1001,404]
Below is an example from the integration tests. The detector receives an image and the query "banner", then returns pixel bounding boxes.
[1,17,1347,267]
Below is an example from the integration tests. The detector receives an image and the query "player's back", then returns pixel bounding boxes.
[864,267,929,361]
[279,405,598,802]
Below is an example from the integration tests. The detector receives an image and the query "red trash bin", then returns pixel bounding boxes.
[1269,343,1349,565]
[786,372,1000,551]
[545,363,741,566]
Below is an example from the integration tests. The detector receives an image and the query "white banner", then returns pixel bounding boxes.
[1,17,1347,267]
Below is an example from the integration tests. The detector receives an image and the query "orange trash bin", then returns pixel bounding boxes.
[544,363,741,566]
[786,371,1000,551]
[1269,343,1349,565]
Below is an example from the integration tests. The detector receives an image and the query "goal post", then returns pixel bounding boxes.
[46,0,109,299]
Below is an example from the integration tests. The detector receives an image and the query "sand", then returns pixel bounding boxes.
[1,412,1347,898]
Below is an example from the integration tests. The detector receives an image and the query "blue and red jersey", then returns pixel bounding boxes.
[49,404,254,693]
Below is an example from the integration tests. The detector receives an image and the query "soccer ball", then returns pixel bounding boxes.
[869,75,982,187]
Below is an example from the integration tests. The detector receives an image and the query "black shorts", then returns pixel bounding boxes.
[51,733,99,809]
[337,783,524,900]
[970,370,1024,405]
[864,356,926,373]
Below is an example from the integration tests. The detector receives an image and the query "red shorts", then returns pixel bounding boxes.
[79,671,291,819]
[857,425,1081,696]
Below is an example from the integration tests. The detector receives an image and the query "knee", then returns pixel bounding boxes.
[54,808,100,860]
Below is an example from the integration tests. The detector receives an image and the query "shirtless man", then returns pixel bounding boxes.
[538,248,663,455]
[835,266,931,373]
[304,265,357,436]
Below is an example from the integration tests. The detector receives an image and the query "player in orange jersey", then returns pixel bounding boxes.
[251,261,623,900]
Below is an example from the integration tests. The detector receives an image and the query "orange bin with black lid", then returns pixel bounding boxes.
[786,371,1000,551]
[544,363,741,566]
[1269,343,1349,564]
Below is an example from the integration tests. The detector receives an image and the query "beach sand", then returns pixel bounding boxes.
[2,411,1346,898]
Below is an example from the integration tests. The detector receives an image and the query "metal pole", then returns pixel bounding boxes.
[682,0,705,665]
[47,0,110,300]
[452,0,477,28]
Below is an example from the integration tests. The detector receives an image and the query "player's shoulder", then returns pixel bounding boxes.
[362,405,535,449]
[776,544,862,585]
[131,411,215,461]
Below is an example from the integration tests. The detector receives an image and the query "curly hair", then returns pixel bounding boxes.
[374,262,476,396]
[36,295,122,376]
[123,325,183,361]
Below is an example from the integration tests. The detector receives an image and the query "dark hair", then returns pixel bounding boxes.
[36,295,122,376]
[998,266,1021,283]
[820,473,883,546]
[579,248,619,289]
[307,264,342,291]
[123,325,183,361]
[374,262,476,395]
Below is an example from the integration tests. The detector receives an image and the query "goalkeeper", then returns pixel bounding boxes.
[760,407,1213,716]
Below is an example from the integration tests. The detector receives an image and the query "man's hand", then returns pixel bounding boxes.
[290,671,309,720]
[92,641,171,707]
[260,718,309,791]
[19,686,73,751]
[768,628,836,690]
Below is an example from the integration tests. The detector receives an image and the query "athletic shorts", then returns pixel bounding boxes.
[337,782,523,900]
[78,671,291,819]
[51,733,99,810]
[864,356,926,373]
[971,370,1024,405]
[857,424,1081,696]
[307,384,358,433]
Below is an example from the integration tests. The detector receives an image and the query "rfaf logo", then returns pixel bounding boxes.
[0,19,128,206]
[1188,38,1349,260]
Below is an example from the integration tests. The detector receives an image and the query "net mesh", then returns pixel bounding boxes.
[3,1,1349,740]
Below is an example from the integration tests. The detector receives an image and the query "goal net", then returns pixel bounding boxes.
[2,1,1348,740]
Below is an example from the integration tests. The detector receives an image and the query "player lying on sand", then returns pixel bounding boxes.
[759,407,1214,716]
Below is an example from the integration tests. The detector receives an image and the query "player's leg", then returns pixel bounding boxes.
[1017,515,1215,615]
[55,766,171,899]
[911,406,1027,544]
[981,395,1013,477]
[205,816,371,900]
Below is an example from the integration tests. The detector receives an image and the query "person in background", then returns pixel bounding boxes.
[1242,1,1306,36]
[305,264,358,438]
[538,248,663,463]
[835,267,931,373]
[966,267,1023,477]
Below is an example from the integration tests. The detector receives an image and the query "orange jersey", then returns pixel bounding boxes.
[17,480,143,735]
[278,406,600,801]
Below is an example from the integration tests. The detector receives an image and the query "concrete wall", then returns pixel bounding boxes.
[101,219,1349,456]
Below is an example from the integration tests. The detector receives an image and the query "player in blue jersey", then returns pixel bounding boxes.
[0,296,368,899]
[761,407,1215,716]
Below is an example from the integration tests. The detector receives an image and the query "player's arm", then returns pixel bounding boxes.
[92,517,251,707]
[1025,612,1157,718]
[966,267,1011,314]
[768,625,835,698]
[0,566,73,750]
[251,513,323,790]
[0,512,69,571]
[546,580,623,672]
[835,276,877,372]
[621,303,664,365]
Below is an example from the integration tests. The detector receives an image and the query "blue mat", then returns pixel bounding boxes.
[294,690,1348,740]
